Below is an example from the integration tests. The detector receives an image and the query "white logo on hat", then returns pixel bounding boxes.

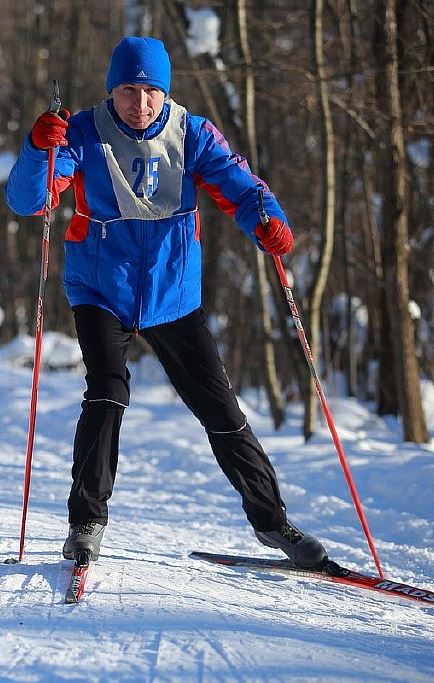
[137,70,148,78]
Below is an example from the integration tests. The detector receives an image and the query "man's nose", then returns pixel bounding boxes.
[134,90,149,109]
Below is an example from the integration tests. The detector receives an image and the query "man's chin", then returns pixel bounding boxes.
[126,116,153,129]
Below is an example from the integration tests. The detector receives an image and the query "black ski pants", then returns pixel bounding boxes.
[68,305,286,532]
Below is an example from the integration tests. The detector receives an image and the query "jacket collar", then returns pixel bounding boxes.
[106,98,170,141]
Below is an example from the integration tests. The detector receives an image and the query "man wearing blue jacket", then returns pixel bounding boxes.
[6,37,327,569]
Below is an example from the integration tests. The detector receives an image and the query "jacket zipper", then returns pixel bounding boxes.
[132,220,146,329]
[93,222,106,287]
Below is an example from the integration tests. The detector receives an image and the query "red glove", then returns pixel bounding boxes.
[31,110,70,149]
[254,218,294,255]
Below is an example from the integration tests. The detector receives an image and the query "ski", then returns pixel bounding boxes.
[64,550,92,604]
[190,551,434,607]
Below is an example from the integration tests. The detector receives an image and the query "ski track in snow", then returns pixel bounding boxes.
[0,360,433,682]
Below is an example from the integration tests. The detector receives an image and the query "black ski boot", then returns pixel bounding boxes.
[255,519,328,569]
[62,522,105,561]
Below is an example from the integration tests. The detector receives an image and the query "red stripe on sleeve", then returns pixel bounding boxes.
[194,173,239,218]
[194,210,201,240]
[65,171,90,242]
[34,174,72,215]
[52,174,72,208]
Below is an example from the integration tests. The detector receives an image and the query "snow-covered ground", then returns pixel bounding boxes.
[0,334,433,682]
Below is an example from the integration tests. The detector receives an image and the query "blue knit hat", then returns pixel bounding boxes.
[106,36,171,94]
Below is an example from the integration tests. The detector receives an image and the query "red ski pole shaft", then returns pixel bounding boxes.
[273,254,384,579]
[257,188,383,578]
[19,81,61,562]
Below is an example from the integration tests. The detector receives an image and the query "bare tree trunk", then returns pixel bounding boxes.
[304,0,336,439]
[65,0,90,114]
[236,0,284,428]
[372,0,399,416]
[340,0,360,397]
[265,258,307,403]
[382,0,428,442]
[151,1,164,39]
[360,155,386,402]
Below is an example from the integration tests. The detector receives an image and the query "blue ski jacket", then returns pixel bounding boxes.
[5,99,290,330]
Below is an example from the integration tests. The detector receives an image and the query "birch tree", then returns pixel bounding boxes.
[304,0,336,439]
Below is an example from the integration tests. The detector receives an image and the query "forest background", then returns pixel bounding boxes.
[0,0,432,442]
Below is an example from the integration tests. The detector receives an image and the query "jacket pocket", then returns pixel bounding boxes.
[64,220,100,290]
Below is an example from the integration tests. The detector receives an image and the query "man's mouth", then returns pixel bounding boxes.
[123,110,154,129]
[129,111,152,119]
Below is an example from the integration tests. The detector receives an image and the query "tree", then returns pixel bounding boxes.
[380,0,428,442]
[236,0,285,428]
[0,1,432,441]
[304,0,336,439]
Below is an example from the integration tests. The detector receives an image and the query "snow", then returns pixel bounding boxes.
[0,333,433,682]
[0,151,16,183]
[409,300,421,320]
[407,139,430,170]
[0,332,82,369]
[185,8,220,57]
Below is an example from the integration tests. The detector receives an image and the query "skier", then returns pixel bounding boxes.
[6,36,328,569]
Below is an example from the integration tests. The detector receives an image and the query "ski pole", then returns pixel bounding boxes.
[258,189,384,578]
[18,80,62,562]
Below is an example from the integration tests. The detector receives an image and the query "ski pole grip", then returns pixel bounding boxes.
[257,188,270,228]
[48,80,61,114]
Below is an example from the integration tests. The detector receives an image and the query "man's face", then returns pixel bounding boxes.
[112,83,165,129]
